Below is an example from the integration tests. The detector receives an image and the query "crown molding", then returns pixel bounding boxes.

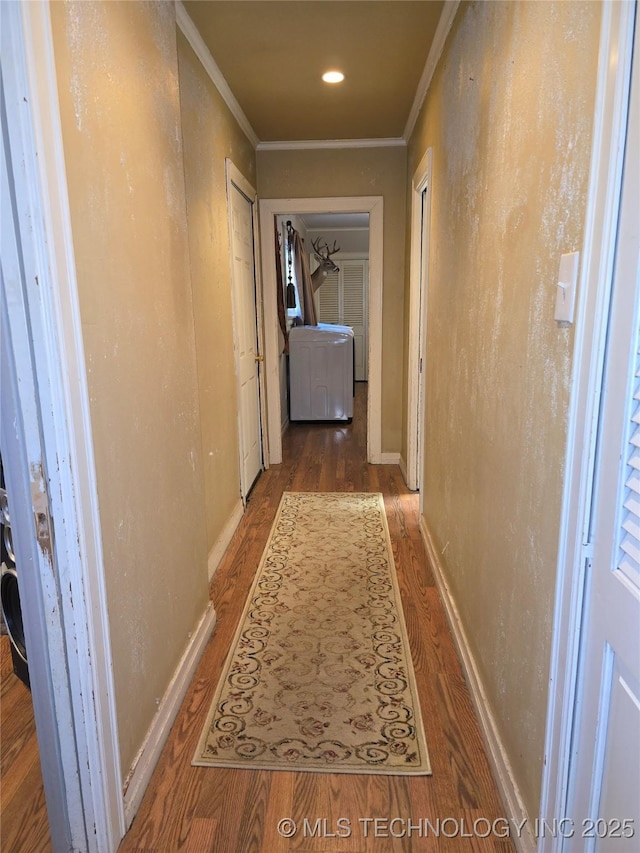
[175,1,260,149]
[403,0,460,142]
[176,0,459,154]
[305,227,370,233]
[256,137,406,152]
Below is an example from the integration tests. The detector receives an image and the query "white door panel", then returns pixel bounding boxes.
[597,657,640,831]
[343,260,368,381]
[230,183,262,498]
[566,19,639,849]
[316,258,368,380]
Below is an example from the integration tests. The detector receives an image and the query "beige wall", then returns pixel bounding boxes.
[51,1,209,778]
[257,147,407,452]
[177,32,256,553]
[406,1,601,818]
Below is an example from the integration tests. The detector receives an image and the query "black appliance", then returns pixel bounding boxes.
[1,456,30,689]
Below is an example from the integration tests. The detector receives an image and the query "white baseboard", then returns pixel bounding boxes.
[207,499,244,580]
[398,454,409,485]
[376,452,401,465]
[419,517,535,853]
[122,602,217,826]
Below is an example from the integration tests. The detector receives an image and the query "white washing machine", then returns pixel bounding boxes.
[288,323,354,421]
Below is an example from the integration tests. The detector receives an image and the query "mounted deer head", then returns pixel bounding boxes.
[310,238,340,292]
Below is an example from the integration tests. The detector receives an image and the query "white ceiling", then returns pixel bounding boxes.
[181,0,446,143]
[302,213,370,231]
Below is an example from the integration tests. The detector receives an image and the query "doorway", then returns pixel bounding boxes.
[259,196,384,465]
[406,149,432,497]
[226,161,266,501]
[1,4,124,848]
[275,212,370,429]
[306,212,370,383]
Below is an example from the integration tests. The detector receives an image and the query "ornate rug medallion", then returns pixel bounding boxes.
[193,492,431,775]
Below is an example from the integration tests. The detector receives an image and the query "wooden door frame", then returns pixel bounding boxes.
[259,196,383,464]
[2,2,124,849]
[539,2,636,845]
[226,160,268,499]
[405,149,432,496]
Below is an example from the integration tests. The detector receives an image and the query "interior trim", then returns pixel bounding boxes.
[4,2,125,847]
[256,138,406,152]
[420,516,535,853]
[259,196,384,466]
[398,454,409,486]
[207,499,244,581]
[403,0,461,141]
[175,2,260,149]
[176,0,458,152]
[123,603,217,826]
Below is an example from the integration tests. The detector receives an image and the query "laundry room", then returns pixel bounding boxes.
[275,212,370,430]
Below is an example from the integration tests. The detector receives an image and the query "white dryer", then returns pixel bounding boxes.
[288,323,354,421]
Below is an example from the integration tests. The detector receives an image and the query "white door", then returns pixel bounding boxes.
[230,181,263,499]
[406,148,432,495]
[565,23,639,849]
[343,260,368,381]
[317,259,368,380]
[416,184,429,500]
[2,6,124,844]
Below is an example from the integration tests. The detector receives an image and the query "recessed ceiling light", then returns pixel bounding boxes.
[322,70,345,84]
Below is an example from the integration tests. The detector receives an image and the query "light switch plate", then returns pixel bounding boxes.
[555,251,579,323]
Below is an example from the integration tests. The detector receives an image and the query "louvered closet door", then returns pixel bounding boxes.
[318,269,340,323]
[564,36,639,843]
[317,260,368,381]
[342,260,368,381]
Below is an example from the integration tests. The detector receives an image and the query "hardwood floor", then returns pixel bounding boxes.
[0,386,512,851]
[120,384,514,853]
[1,634,51,852]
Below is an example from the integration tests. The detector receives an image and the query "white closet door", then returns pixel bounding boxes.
[565,31,639,846]
[230,184,262,497]
[342,260,368,381]
[318,268,340,323]
[316,259,368,381]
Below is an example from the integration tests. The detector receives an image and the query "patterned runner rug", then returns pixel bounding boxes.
[193,491,431,775]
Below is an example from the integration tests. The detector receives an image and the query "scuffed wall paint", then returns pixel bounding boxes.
[177,32,256,554]
[407,0,600,818]
[50,0,209,778]
[257,146,407,453]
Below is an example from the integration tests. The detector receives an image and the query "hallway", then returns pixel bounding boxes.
[3,1,637,848]
[119,385,513,852]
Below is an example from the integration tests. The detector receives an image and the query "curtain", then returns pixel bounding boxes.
[274,225,288,354]
[292,229,318,326]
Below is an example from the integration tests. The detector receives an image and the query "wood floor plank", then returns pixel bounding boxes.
[0,636,51,852]
[0,754,51,853]
[260,771,296,853]
[194,768,253,853]
[120,385,513,852]
[183,817,218,853]
[2,385,512,852]
[233,771,273,853]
